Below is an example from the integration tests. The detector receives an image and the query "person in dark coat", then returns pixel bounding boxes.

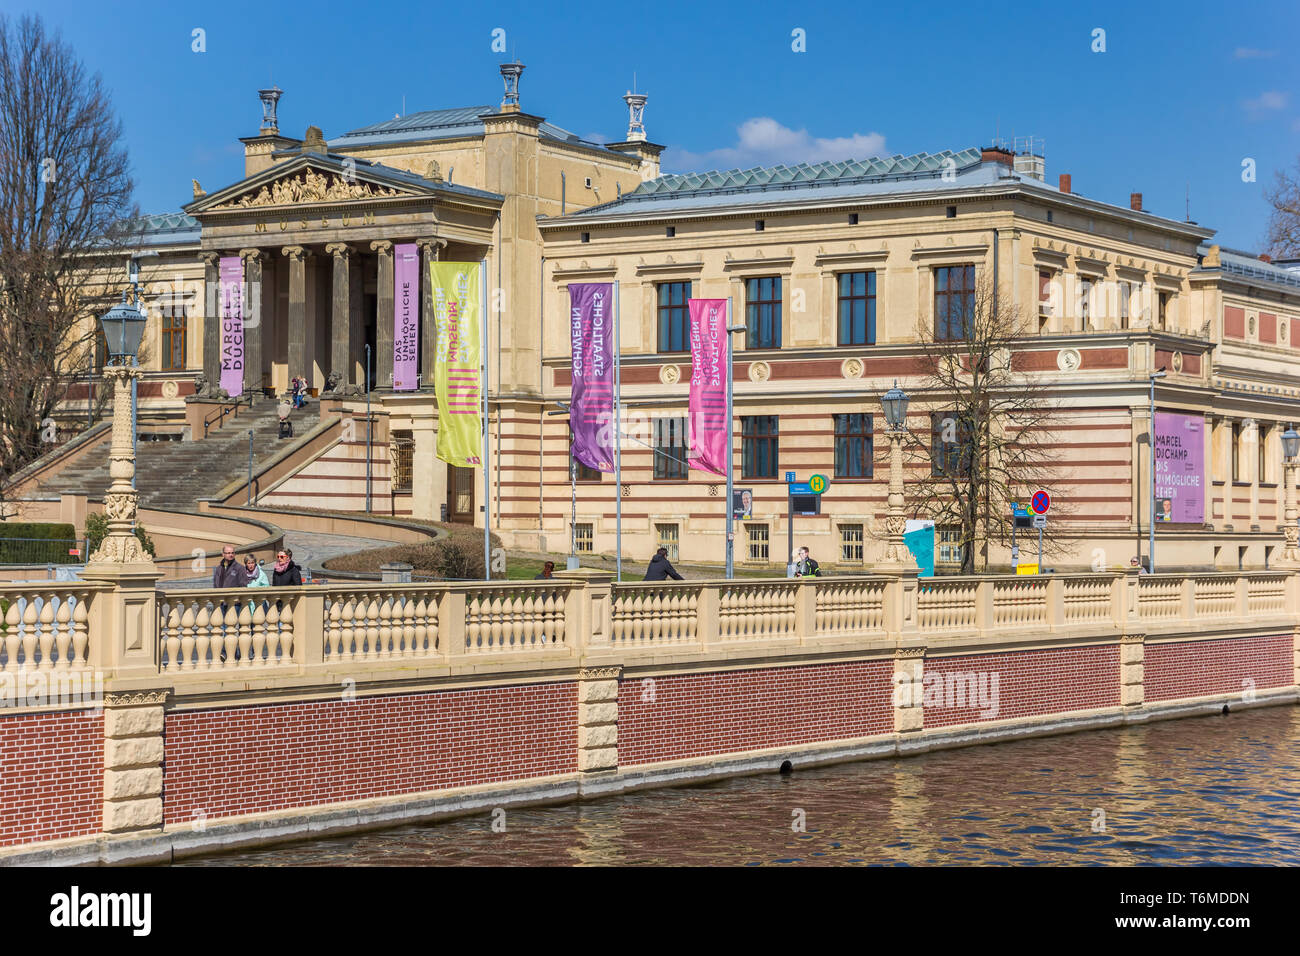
[270,549,302,586]
[643,547,684,581]
[534,561,556,580]
[212,544,244,588]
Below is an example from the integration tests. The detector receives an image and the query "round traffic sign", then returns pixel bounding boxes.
[1030,490,1051,515]
[809,474,828,494]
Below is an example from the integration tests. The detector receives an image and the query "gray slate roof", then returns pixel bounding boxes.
[328,105,611,153]
[1202,245,1300,291]
[133,212,201,247]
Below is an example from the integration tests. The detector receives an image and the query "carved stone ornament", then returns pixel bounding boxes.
[659,364,680,385]
[748,361,771,383]
[1057,348,1082,373]
[212,169,403,209]
[579,666,623,680]
[895,646,926,659]
[841,357,865,380]
[101,491,136,523]
[161,380,179,399]
[1171,351,1184,373]
[884,515,906,536]
[88,532,145,565]
[105,689,171,707]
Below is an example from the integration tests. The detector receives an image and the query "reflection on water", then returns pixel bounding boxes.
[176,706,1300,866]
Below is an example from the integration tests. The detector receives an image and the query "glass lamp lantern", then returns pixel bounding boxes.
[1282,425,1300,461]
[881,382,909,431]
[98,291,147,364]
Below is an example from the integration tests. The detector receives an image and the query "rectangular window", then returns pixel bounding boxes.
[94,325,108,370]
[840,524,865,563]
[934,265,975,340]
[1038,270,1053,331]
[837,271,876,345]
[1232,422,1241,481]
[742,415,779,479]
[162,303,187,372]
[937,526,964,566]
[390,430,414,492]
[653,416,689,480]
[656,280,692,353]
[1078,277,1093,331]
[1158,292,1169,329]
[746,523,769,562]
[745,276,782,349]
[1119,282,1131,330]
[931,411,973,478]
[1259,423,1270,483]
[834,413,873,478]
[655,523,680,561]
[574,523,594,553]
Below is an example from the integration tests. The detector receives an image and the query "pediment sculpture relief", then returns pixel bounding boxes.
[212,168,403,209]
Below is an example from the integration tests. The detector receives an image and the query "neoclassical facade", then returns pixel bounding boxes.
[63,65,1300,571]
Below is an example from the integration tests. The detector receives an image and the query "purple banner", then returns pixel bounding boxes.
[569,283,615,472]
[218,256,244,397]
[1154,412,1205,523]
[688,299,728,477]
[393,243,419,391]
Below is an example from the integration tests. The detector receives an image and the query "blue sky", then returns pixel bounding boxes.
[6,0,1298,250]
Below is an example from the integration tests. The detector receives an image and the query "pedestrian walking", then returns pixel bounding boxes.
[643,547,684,581]
[793,546,821,577]
[271,549,302,586]
[212,544,244,588]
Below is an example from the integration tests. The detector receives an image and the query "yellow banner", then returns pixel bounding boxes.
[430,262,483,467]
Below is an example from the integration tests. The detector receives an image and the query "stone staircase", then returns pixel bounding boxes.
[42,400,304,512]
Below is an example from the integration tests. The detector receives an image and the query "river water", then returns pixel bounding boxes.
[176,705,1300,866]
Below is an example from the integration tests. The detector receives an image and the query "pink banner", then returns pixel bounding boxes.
[393,243,419,391]
[218,256,243,397]
[569,283,615,472]
[688,298,728,477]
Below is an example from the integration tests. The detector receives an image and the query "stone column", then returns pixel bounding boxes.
[239,249,265,400]
[102,690,167,835]
[349,253,365,388]
[325,243,353,390]
[893,645,926,733]
[577,666,620,778]
[282,246,309,390]
[416,237,446,388]
[372,240,394,389]
[202,253,221,394]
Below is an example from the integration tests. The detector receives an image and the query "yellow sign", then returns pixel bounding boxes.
[809,474,827,494]
[1016,563,1039,575]
[430,262,483,468]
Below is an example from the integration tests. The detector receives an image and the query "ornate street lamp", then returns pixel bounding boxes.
[878,382,916,571]
[1280,424,1300,566]
[87,292,151,565]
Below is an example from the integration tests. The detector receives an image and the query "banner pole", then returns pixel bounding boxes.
[614,281,622,583]
[725,297,734,579]
[482,259,490,580]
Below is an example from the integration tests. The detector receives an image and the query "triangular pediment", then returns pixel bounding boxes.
[186,154,430,215]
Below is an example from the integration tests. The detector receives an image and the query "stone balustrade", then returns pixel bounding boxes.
[1,569,1296,693]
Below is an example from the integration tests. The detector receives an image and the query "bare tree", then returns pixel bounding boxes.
[0,13,137,500]
[1265,160,1300,258]
[899,278,1066,573]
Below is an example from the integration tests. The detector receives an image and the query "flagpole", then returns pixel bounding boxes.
[481,258,490,580]
[724,297,734,579]
[614,281,622,582]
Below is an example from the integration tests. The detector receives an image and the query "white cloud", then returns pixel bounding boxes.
[1234,47,1277,59]
[1244,90,1289,114]
[667,117,887,172]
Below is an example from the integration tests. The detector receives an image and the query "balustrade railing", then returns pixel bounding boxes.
[0,585,95,672]
[1137,576,1182,620]
[461,584,570,654]
[917,579,979,632]
[610,584,699,645]
[324,588,440,661]
[718,582,798,640]
[157,590,299,671]
[992,577,1049,627]
[1061,575,1113,624]
[814,579,887,636]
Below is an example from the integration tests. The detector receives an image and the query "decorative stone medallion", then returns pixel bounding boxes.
[1171,351,1184,373]
[748,361,771,383]
[161,380,179,399]
[1281,320,1288,343]
[841,357,865,380]
[659,364,680,385]
[1249,315,1257,336]
[1056,348,1082,372]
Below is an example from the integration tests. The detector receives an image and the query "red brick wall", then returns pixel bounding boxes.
[617,660,894,766]
[1144,635,1294,702]
[0,710,103,847]
[162,682,577,825]
[923,644,1121,728]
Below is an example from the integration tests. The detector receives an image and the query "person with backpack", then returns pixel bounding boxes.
[794,546,821,577]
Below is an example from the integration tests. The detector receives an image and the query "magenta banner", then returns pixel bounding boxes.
[1155,412,1205,523]
[568,283,615,472]
[393,243,419,391]
[218,256,244,397]
[688,298,729,477]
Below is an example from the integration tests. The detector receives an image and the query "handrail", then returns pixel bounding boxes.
[202,390,252,438]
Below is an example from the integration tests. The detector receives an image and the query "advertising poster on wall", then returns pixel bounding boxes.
[1154,412,1205,523]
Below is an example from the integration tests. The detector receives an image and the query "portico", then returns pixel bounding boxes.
[186,129,501,399]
